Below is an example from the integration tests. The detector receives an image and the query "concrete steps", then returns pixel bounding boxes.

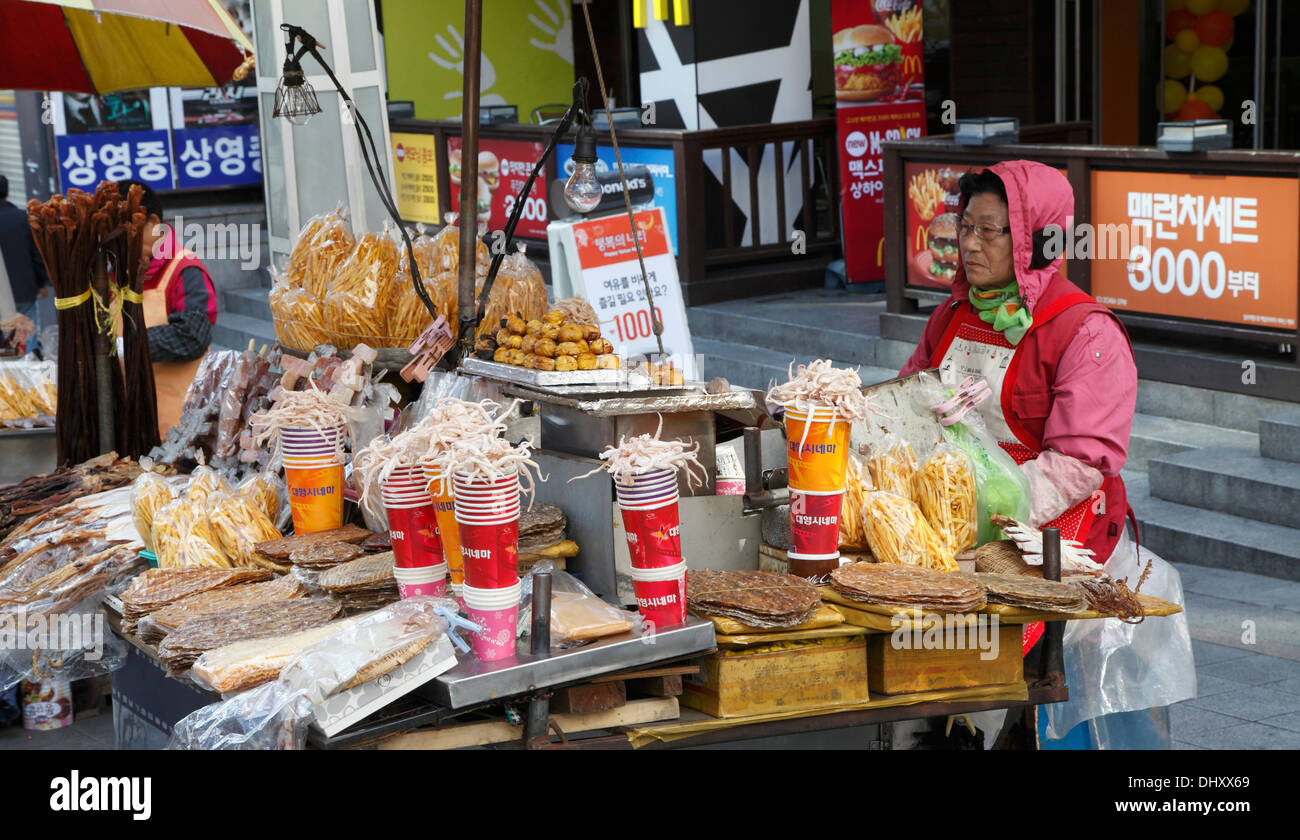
[223,286,273,321]
[1260,411,1300,464]
[693,337,897,391]
[1148,447,1300,531]
[1126,414,1258,475]
[1127,473,1300,582]
[211,311,278,354]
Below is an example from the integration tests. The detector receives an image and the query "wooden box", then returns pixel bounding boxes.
[866,620,1023,695]
[681,634,870,718]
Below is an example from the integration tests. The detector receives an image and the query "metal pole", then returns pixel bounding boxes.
[91,257,114,454]
[523,572,553,748]
[1040,527,1065,685]
[457,0,483,351]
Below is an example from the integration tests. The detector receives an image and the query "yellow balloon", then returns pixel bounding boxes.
[1186,0,1218,14]
[1219,0,1249,15]
[1175,28,1200,53]
[1165,44,1192,77]
[1191,45,1229,82]
[1161,79,1188,113]
[1196,84,1225,112]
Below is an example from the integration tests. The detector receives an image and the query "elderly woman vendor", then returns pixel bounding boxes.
[898,160,1194,748]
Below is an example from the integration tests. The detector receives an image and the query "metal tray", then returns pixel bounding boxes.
[460,356,625,387]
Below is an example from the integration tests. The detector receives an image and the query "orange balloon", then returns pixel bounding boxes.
[1175,99,1217,120]
[1196,10,1234,46]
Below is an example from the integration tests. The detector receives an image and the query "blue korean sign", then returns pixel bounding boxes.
[56,129,174,191]
[172,124,262,189]
[556,143,678,255]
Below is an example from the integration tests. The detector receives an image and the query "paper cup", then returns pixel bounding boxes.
[784,406,850,493]
[629,560,687,627]
[393,562,448,599]
[716,478,746,496]
[427,473,465,587]
[614,485,679,503]
[463,580,521,661]
[386,503,443,569]
[786,488,843,579]
[620,500,682,569]
[285,463,345,534]
[458,518,519,588]
[450,582,465,611]
[453,500,521,517]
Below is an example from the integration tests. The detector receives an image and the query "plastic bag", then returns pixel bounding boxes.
[236,471,287,526]
[839,453,874,551]
[1041,525,1196,744]
[519,560,637,648]
[204,491,281,567]
[912,443,978,555]
[150,499,192,568]
[865,434,917,500]
[283,205,356,299]
[430,220,490,278]
[474,244,547,338]
[860,490,957,571]
[186,464,231,507]
[169,597,456,749]
[270,280,331,353]
[130,472,175,552]
[324,225,401,349]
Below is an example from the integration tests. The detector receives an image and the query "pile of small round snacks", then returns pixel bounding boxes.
[474,308,620,372]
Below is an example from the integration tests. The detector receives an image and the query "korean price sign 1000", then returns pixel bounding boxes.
[1090,170,1298,330]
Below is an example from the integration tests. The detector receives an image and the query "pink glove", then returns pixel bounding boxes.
[1019,450,1103,528]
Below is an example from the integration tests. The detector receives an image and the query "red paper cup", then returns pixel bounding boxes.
[386,503,443,569]
[619,498,683,569]
[787,488,844,579]
[629,560,687,627]
[463,580,521,661]
[392,562,448,599]
[458,518,519,589]
[450,582,465,611]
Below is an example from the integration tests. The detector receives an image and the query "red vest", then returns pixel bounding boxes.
[928,273,1134,563]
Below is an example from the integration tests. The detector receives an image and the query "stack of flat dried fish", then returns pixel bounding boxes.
[517,503,578,573]
[0,544,142,618]
[289,541,365,570]
[975,573,1088,613]
[318,551,398,612]
[120,568,273,634]
[190,614,366,693]
[157,597,343,674]
[830,562,987,612]
[136,575,308,644]
[686,570,821,629]
[254,524,376,572]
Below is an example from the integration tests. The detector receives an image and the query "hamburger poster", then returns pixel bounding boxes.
[832,0,927,284]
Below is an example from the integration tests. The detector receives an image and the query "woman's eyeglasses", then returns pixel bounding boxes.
[959,220,1011,241]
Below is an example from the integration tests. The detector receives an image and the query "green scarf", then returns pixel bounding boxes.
[969,281,1033,346]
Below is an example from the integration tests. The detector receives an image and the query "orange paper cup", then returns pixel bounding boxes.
[427,472,465,587]
[285,463,345,534]
[784,406,850,493]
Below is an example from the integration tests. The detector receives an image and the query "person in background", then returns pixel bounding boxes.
[0,174,50,352]
[116,179,218,436]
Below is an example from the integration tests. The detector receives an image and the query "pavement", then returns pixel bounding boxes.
[3,561,1298,750]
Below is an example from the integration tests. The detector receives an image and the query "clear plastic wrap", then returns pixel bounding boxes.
[150,499,193,568]
[865,434,917,500]
[204,491,282,567]
[519,560,636,648]
[474,244,547,338]
[839,452,873,551]
[913,371,1031,544]
[0,361,57,424]
[270,282,331,353]
[1042,525,1196,744]
[236,471,287,527]
[169,597,459,749]
[185,465,231,507]
[130,472,175,552]
[860,490,957,571]
[323,225,401,350]
[912,443,978,556]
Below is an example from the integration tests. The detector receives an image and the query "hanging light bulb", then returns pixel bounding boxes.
[273,58,321,126]
[563,123,602,214]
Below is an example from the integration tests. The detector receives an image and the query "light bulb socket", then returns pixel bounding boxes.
[280,60,306,88]
[572,124,598,164]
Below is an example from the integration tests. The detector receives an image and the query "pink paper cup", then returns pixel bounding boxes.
[393,562,448,599]
[463,580,521,661]
[629,560,687,627]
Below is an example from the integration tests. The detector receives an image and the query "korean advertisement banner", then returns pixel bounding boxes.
[556,143,678,255]
[1090,170,1298,330]
[447,137,548,239]
[392,132,442,225]
[831,0,926,284]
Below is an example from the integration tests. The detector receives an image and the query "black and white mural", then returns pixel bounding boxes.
[638,0,814,249]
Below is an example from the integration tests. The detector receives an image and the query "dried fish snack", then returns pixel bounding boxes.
[1078,576,1146,624]
[254,524,375,562]
[121,567,272,633]
[839,453,873,550]
[130,472,175,552]
[136,576,307,644]
[318,551,395,592]
[913,444,977,556]
[865,434,917,500]
[687,570,821,629]
[975,573,1088,613]
[236,472,285,524]
[289,541,364,570]
[766,359,871,421]
[830,562,987,612]
[185,465,231,507]
[190,614,366,693]
[861,490,957,572]
[205,492,283,567]
[157,597,344,673]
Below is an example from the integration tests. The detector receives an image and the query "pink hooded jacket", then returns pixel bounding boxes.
[899,160,1137,480]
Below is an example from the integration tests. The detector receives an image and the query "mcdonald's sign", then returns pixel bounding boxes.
[633,0,691,28]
